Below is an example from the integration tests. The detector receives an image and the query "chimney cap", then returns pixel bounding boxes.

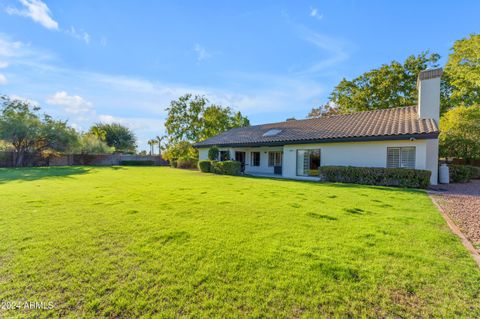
[418,68,443,81]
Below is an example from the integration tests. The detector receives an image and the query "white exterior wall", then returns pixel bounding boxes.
[283,139,437,185]
[425,139,439,185]
[197,138,439,185]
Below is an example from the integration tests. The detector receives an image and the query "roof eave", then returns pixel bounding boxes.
[193,132,440,148]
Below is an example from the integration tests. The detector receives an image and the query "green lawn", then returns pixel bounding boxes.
[0,167,479,318]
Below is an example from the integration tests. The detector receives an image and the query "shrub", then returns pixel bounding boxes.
[467,165,480,179]
[120,160,154,166]
[449,164,474,183]
[319,166,431,189]
[208,147,219,160]
[177,157,198,169]
[208,160,241,176]
[198,160,212,173]
[170,160,177,168]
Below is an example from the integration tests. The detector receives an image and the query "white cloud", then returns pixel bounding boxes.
[0,61,8,68]
[46,91,93,114]
[65,27,90,44]
[194,44,212,61]
[309,7,323,20]
[6,0,59,30]
[0,74,7,85]
[6,1,90,44]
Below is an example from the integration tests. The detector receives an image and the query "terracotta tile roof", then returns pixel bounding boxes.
[194,106,439,148]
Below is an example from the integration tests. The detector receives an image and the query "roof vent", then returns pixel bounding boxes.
[286,117,296,121]
[263,129,282,137]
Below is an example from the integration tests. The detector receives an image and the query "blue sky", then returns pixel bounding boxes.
[0,0,479,151]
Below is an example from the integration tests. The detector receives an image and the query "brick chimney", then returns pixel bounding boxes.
[417,68,442,123]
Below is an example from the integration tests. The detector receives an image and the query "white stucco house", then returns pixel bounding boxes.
[194,68,442,185]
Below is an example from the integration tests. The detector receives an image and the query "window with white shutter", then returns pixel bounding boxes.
[387,147,415,169]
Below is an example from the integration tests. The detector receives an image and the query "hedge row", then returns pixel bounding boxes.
[319,166,431,189]
[198,160,241,175]
[449,164,480,183]
[120,160,155,166]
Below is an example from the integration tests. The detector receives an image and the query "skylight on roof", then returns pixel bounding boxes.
[263,129,282,137]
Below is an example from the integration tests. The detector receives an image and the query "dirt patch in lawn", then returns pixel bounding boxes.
[430,180,480,250]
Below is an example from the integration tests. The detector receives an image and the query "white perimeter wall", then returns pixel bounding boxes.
[198,138,439,185]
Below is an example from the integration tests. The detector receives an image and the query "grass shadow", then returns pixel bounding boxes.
[0,166,91,184]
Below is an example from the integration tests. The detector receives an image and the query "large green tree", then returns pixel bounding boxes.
[164,94,250,144]
[0,96,78,166]
[89,123,137,153]
[439,105,480,162]
[444,34,480,107]
[329,52,441,114]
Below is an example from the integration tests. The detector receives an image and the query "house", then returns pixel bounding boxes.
[194,68,442,185]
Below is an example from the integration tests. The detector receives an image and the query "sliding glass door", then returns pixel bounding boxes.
[296,149,321,176]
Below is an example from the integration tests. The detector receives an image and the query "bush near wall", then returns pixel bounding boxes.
[198,160,241,176]
[170,160,177,168]
[449,164,480,183]
[214,161,241,175]
[319,166,431,189]
[198,160,212,173]
[177,158,198,169]
[120,160,155,166]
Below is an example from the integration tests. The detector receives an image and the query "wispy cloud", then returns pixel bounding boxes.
[309,7,323,20]
[65,26,90,44]
[0,74,7,85]
[6,0,58,30]
[296,26,349,75]
[0,61,9,68]
[194,44,212,61]
[46,91,93,114]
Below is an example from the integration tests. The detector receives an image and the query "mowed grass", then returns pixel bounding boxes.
[0,167,479,318]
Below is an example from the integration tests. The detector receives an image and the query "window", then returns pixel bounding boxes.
[251,152,260,166]
[220,151,230,161]
[296,149,321,176]
[262,129,282,137]
[387,147,416,169]
[268,152,282,167]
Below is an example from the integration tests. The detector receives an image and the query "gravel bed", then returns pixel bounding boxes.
[430,180,480,248]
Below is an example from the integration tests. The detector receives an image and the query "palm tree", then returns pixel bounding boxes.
[147,139,155,155]
[156,135,165,155]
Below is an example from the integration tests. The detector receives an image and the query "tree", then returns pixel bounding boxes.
[0,96,78,166]
[89,123,136,153]
[155,135,165,155]
[165,94,207,143]
[89,125,106,141]
[164,94,249,143]
[147,140,154,155]
[444,34,480,108]
[439,105,480,162]
[330,52,441,114]
[161,140,197,162]
[147,139,158,155]
[76,133,114,154]
[307,102,340,118]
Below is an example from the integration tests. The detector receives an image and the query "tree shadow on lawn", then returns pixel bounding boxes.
[242,175,424,194]
[0,166,92,184]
